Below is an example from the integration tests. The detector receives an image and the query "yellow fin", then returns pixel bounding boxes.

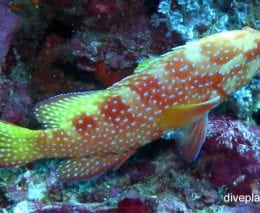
[134,57,158,73]
[34,91,108,129]
[170,44,186,51]
[0,121,40,167]
[57,150,135,181]
[134,45,186,74]
[158,95,220,130]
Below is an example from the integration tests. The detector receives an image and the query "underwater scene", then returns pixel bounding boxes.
[0,0,259,212]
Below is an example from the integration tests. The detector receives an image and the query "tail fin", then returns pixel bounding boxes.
[0,121,40,167]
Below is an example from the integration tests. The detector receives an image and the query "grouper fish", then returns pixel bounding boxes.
[0,27,259,181]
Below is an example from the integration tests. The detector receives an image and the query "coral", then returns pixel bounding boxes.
[152,0,218,40]
[152,0,258,40]
[251,78,260,124]
[12,200,93,213]
[71,37,134,86]
[233,86,254,122]
[83,0,117,16]
[0,63,31,124]
[231,0,250,25]
[0,2,21,65]
[65,0,180,87]
[235,79,260,117]
[201,115,260,195]
[116,197,157,213]
[119,160,156,184]
[0,0,259,212]
[69,1,157,86]
[211,78,259,125]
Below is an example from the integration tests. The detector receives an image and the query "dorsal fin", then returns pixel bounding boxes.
[34,91,108,129]
[134,45,186,74]
[161,44,186,57]
[134,57,159,73]
[171,44,186,51]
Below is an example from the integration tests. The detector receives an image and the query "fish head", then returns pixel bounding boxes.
[213,27,260,95]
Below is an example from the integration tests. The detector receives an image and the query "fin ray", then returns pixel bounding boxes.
[57,150,135,181]
[0,121,40,167]
[134,57,159,73]
[34,91,107,129]
[134,45,186,74]
[177,115,208,162]
[158,93,220,130]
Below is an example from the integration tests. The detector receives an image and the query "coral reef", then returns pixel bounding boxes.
[152,0,259,40]
[202,116,259,194]
[0,0,259,212]
[0,2,21,65]
[0,2,31,124]
[152,0,217,40]
[233,86,254,122]
[0,63,31,124]
[0,116,259,212]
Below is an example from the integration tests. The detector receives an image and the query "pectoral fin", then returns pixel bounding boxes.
[158,94,220,130]
[176,115,208,162]
[57,150,135,181]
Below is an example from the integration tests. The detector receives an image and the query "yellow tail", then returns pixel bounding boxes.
[0,121,41,167]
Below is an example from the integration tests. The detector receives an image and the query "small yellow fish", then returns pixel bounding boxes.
[0,27,259,181]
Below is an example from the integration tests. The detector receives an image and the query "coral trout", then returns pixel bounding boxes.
[0,27,259,181]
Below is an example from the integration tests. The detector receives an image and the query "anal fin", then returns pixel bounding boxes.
[57,150,135,181]
[177,115,208,162]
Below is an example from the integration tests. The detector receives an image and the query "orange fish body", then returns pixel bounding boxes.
[0,27,259,181]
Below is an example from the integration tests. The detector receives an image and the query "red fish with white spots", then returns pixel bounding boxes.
[0,27,259,181]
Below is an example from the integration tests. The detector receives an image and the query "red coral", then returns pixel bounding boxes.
[71,36,134,86]
[95,62,129,86]
[209,159,240,186]
[201,115,260,195]
[83,0,117,16]
[117,198,154,213]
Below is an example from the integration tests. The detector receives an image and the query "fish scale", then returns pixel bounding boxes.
[0,27,259,181]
